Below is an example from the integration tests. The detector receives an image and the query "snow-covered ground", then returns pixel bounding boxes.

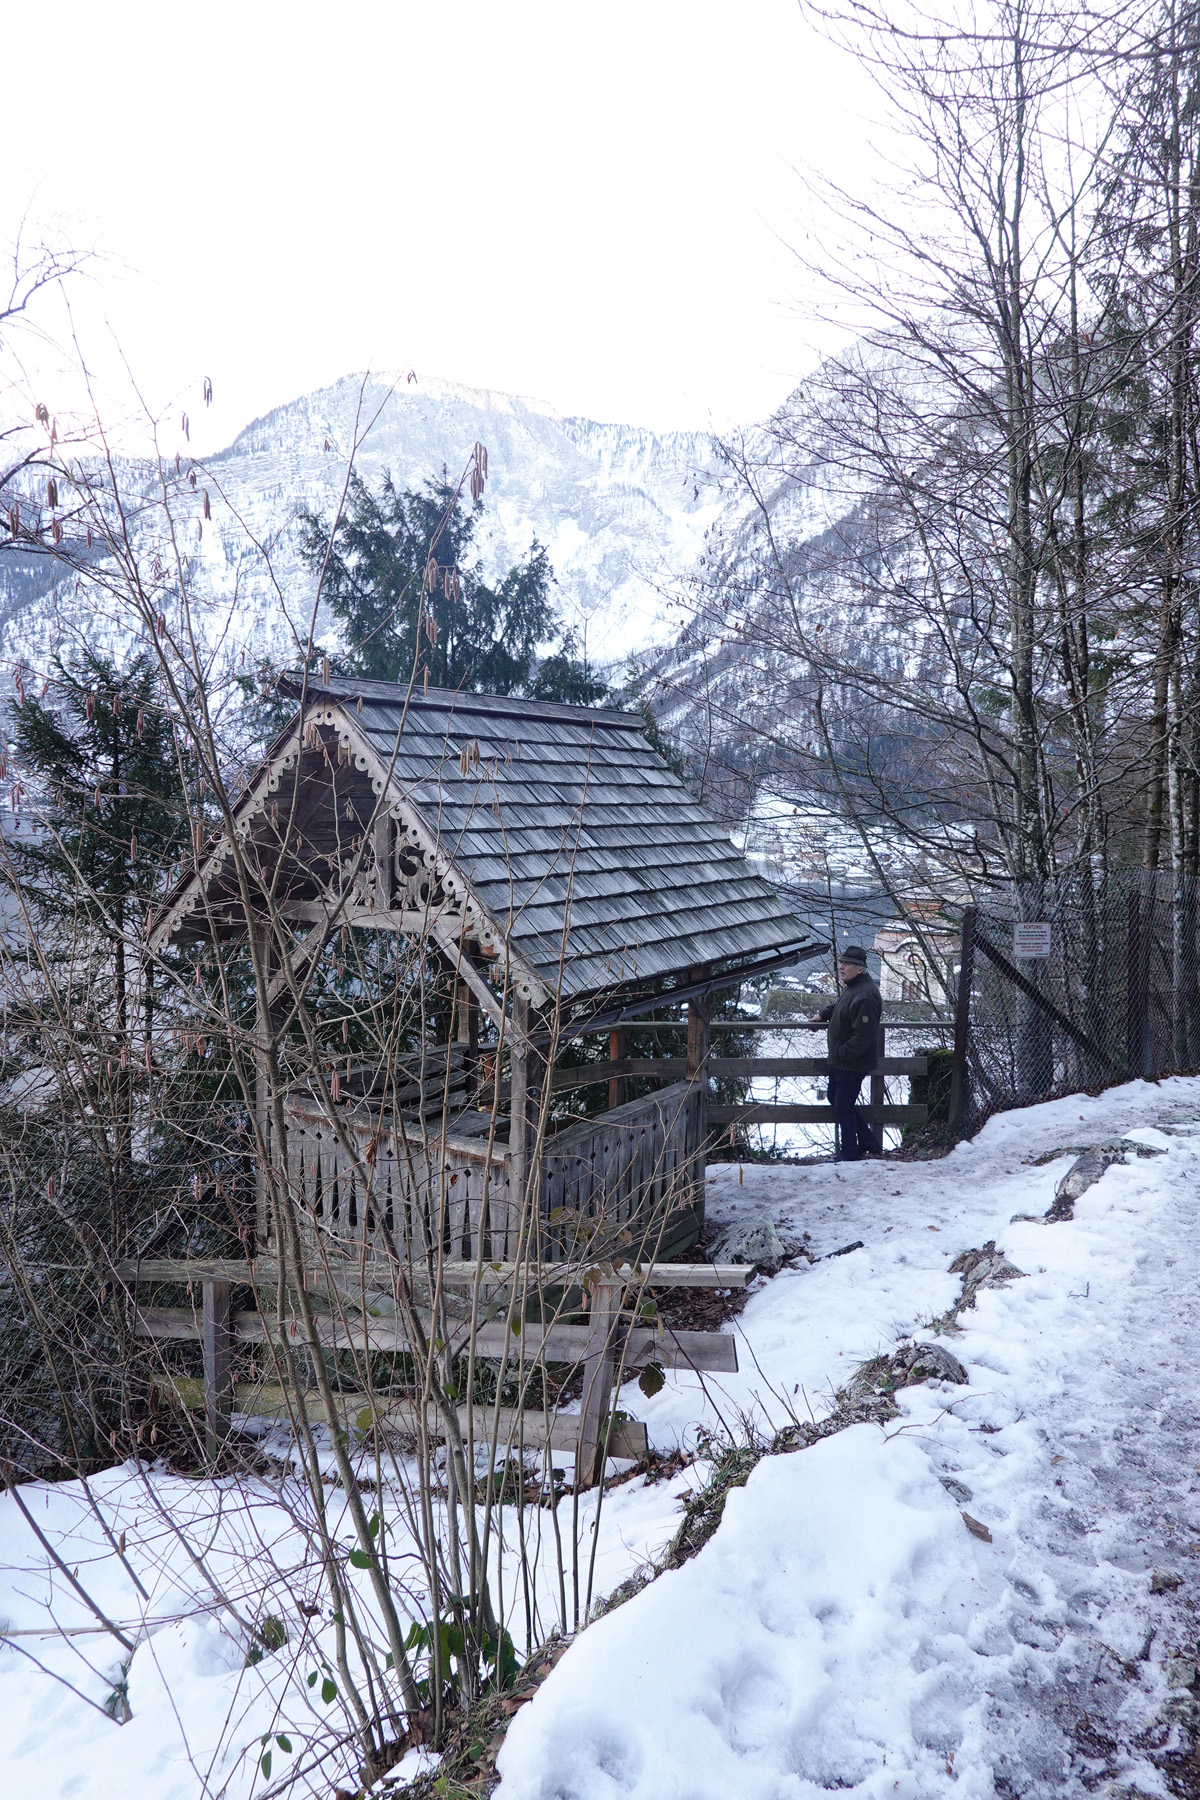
[499,1077,1200,1798]
[7,1077,1200,1798]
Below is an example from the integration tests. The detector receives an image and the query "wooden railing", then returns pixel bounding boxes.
[283,1091,512,1261]
[535,1080,705,1260]
[280,1078,705,1266]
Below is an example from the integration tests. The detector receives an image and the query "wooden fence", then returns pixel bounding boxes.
[120,1255,745,1486]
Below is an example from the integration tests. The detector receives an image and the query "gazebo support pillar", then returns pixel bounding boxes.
[507,996,548,1225]
[252,922,273,1246]
[686,971,711,1220]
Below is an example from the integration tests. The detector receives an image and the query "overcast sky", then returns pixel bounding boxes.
[4,0,874,455]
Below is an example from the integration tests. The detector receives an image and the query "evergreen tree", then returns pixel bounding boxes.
[3,650,186,1143]
[300,473,607,702]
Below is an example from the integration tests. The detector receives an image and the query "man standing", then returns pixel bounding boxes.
[813,945,883,1162]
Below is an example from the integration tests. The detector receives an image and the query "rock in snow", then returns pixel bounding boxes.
[1046,1144,1124,1219]
[709,1211,787,1271]
[893,1339,969,1386]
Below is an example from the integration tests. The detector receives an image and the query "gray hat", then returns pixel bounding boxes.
[839,944,868,967]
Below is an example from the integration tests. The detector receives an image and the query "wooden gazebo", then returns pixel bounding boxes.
[152,673,817,1266]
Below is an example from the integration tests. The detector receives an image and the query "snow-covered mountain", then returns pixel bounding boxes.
[0,373,731,675]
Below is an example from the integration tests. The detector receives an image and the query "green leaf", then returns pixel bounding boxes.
[321,1677,337,1705]
[385,1651,394,1669]
[638,1362,666,1398]
[367,1511,381,1539]
[348,1547,374,1569]
[510,1314,522,1337]
[276,1735,292,1753]
[307,1671,318,1688]
[260,1751,272,1779]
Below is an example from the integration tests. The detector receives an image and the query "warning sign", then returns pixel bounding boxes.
[1013,922,1052,959]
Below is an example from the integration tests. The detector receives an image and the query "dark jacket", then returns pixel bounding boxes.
[819,970,882,1074]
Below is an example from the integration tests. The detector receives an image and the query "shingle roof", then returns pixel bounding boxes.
[279,673,808,1001]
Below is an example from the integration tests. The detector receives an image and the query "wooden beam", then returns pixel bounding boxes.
[573,1018,954,1033]
[548,1055,928,1088]
[572,1022,957,1036]
[278,901,470,936]
[134,1309,739,1371]
[709,1103,928,1126]
[712,1055,927,1078]
[429,917,508,1037]
[162,1379,649,1460]
[116,1258,753,1290]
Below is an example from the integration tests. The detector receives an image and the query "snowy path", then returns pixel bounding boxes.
[496,1078,1200,1799]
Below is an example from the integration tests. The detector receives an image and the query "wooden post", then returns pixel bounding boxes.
[870,1024,885,1142]
[202,1279,232,1461]
[947,907,975,1134]
[870,1024,885,1113]
[608,1027,627,1111]
[253,923,272,1246]
[456,975,479,1101]
[686,974,711,1220]
[508,995,530,1211]
[576,1276,619,1489]
[507,998,547,1213]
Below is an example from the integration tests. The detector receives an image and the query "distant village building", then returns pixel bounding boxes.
[873,913,958,1006]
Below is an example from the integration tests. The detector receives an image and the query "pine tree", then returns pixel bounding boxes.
[301,473,607,702]
[3,649,186,1152]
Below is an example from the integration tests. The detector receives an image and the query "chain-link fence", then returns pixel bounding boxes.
[957,868,1200,1133]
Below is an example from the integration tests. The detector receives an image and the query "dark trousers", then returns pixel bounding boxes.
[828,1068,882,1159]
